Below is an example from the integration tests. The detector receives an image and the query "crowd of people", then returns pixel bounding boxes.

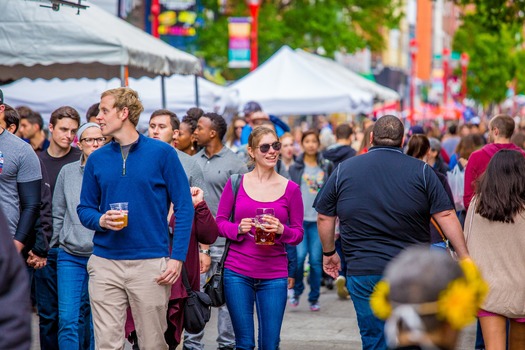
[1,85,524,350]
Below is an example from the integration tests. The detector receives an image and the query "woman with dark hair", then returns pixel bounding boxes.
[216,126,304,349]
[465,150,525,349]
[177,108,202,156]
[406,134,455,250]
[289,130,334,311]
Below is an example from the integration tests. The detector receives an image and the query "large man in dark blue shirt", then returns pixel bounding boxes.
[314,115,469,350]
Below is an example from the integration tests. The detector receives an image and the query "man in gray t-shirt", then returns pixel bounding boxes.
[0,123,42,249]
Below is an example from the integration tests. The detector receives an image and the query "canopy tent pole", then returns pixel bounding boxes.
[161,75,166,109]
[194,74,200,107]
[120,65,129,87]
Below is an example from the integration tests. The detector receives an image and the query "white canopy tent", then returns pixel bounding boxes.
[295,49,400,102]
[216,46,374,116]
[2,76,224,131]
[0,0,201,81]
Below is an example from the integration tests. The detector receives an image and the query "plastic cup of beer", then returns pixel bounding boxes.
[109,202,128,228]
[254,208,275,245]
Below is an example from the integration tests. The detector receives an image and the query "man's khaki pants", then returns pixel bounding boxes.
[87,255,171,350]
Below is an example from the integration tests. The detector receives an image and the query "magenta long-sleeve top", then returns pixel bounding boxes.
[216,176,304,279]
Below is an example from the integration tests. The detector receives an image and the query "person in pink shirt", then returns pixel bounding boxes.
[216,126,304,350]
[464,114,525,210]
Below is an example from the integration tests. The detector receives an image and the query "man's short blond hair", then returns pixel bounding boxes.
[101,87,144,126]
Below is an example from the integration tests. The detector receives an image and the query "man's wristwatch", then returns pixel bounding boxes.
[199,249,211,256]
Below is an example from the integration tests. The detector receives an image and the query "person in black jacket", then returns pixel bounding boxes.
[288,130,334,312]
[0,207,32,350]
[322,123,356,168]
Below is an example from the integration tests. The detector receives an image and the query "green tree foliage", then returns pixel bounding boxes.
[453,15,518,106]
[452,0,525,32]
[196,0,402,78]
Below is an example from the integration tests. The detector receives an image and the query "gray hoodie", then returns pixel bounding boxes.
[52,158,94,257]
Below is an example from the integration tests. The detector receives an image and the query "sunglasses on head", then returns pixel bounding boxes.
[257,141,282,153]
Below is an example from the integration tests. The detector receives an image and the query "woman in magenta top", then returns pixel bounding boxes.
[216,126,304,350]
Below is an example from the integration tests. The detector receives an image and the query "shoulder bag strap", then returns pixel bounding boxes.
[181,264,192,294]
[430,217,447,243]
[218,174,242,270]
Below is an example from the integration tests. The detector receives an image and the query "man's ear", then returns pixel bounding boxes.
[210,128,217,139]
[120,107,129,121]
[48,123,55,133]
[369,131,374,146]
[7,124,17,134]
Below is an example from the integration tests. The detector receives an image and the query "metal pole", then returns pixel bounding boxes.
[151,0,160,38]
[443,48,450,107]
[248,2,260,71]
[120,65,126,87]
[194,75,200,107]
[161,75,166,109]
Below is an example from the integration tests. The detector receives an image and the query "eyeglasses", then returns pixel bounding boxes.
[257,141,282,153]
[80,137,106,145]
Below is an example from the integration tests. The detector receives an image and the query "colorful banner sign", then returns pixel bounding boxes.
[228,17,251,68]
[158,0,197,37]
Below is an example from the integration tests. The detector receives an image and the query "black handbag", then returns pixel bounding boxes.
[203,174,241,307]
[182,266,212,334]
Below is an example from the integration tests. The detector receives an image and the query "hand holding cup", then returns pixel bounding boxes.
[100,202,128,230]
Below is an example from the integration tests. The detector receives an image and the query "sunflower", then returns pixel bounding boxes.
[370,280,392,320]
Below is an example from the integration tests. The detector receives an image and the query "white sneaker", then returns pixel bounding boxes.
[335,276,350,300]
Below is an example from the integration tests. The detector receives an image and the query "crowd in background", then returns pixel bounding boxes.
[1,86,525,350]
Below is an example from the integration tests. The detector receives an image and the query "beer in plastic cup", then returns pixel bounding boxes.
[109,202,128,228]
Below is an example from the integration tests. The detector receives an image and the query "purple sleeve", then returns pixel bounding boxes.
[216,179,243,241]
[279,184,304,246]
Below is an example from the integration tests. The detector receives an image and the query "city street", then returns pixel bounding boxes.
[31,284,477,349]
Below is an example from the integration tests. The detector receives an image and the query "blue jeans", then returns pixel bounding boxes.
[34,247,59,350]
[293,221,322,303]
[57,249,94,350]
[224,268,288,350]
[347,275,386,350]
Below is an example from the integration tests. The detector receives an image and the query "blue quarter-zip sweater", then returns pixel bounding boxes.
[77,134,194,261]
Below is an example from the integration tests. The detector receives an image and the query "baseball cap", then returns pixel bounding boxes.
[408,125,425,136]
[0,89,3,105]
[242,101,262,115]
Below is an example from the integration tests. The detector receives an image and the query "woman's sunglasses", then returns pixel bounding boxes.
[257,141,282,153]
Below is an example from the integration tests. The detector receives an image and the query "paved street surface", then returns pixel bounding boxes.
[32,284,476,349]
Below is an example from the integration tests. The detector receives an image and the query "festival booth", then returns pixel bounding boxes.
[0,0,206,130]
[216,46,374,116]
[2,76,224,131]
[0,0,200,81]
[295,49,400,103]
